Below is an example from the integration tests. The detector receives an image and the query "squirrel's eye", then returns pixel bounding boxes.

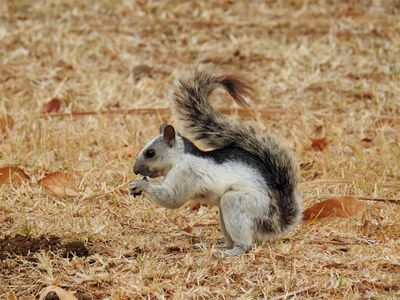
[145,149,156,158]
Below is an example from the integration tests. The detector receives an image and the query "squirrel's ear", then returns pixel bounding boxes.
[159,123,167,134]
[163,125,176,147]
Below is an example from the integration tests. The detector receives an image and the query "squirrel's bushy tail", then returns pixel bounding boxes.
[172,65,301,229]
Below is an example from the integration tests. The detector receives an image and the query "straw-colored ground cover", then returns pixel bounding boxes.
[1,0,399,298]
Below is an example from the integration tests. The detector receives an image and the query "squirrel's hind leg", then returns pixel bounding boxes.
[218,191,253,256]
[217,205,234,250]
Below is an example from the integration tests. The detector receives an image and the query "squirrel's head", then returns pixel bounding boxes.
[133,124,182,178]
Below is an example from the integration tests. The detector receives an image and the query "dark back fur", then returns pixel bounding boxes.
[172,65,301,229]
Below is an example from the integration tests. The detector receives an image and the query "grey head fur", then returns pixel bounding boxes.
[133,124,183,178]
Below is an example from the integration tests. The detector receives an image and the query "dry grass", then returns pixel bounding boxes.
[1,0,400,298]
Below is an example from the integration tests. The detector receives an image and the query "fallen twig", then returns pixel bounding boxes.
[302,179,400,190]
[303,238,377,246]
[315,194,400,205]
[40,108,170,117]
[301,179,352,185]
[38,108,399,126]
[357,196,400,204]
[39,107,286,118]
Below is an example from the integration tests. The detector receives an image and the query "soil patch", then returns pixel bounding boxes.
[0,234,60,260]
[63,241,89,258]
[0,234,89,260]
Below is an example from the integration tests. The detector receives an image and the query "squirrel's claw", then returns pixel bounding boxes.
[131,190,142,197]
[129,177,148,198]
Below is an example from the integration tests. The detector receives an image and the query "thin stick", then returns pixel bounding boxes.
[270,285,317,300]
[193,223,219,227]
[40,108,170,118]
[357,196,400,204]
[302,179,400,190]
[38,108,399,124]
[315,194,400,205]
[39,107,286,118]
[304,239,367,246]
[301,179,353,185]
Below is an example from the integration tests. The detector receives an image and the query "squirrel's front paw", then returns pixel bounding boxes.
[129,177,148,197]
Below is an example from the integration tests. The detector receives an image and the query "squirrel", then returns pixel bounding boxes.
[129,65,302,257]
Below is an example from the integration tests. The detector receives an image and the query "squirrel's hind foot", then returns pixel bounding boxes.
[212,245,251,258]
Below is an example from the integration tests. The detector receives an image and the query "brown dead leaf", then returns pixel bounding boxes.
[361,137,373,143]
[0,114,14,133]
[322,262,348,269]
[0,166,30,185]
[183,226,193,233]
[361,137,373,148]
[39,286,78,300]
[8,291,18,300]
[310,137,328,151]
[42,98,62,113]
[38,171,79,197]
[303,196,366,221]
[352,280,399,293]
